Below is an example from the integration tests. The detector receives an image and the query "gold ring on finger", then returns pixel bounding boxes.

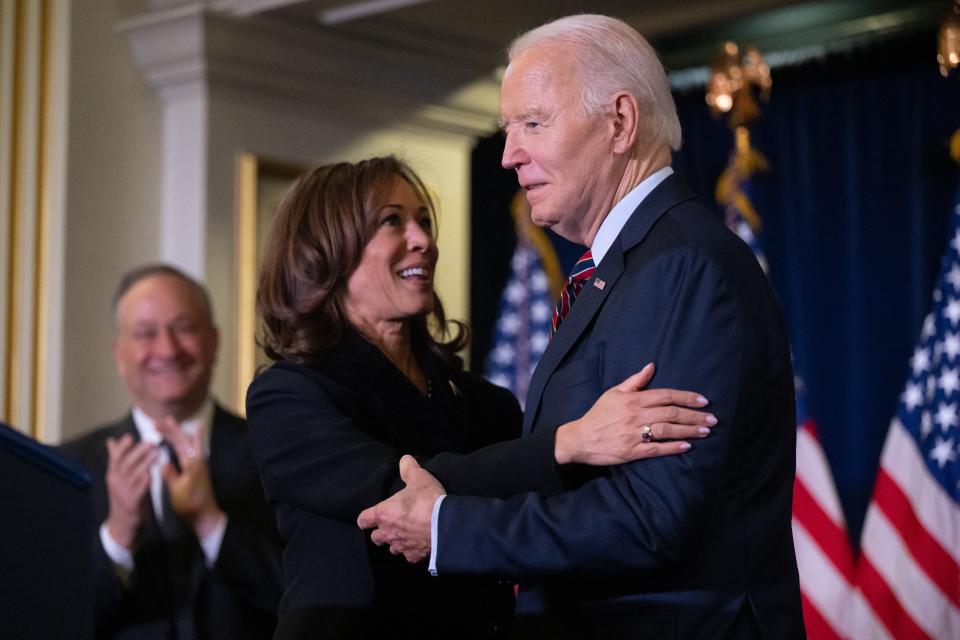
[641,424,653,443]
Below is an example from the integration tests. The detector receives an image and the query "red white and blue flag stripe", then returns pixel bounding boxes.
[792,387,856,639]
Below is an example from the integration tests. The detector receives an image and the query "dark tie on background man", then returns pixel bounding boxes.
[159,440,184,539]
[551,250,596,337]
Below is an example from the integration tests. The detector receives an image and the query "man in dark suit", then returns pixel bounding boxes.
[62,264,281,639]
[359,14,804,639]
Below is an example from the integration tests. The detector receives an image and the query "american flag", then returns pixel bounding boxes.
[484,222,556,409]
[719,138,855,639]
[792,384,856,639]
[850,183,960,639]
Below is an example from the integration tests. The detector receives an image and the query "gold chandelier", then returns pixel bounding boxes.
[939,1,960,77]
[705,41,772,129]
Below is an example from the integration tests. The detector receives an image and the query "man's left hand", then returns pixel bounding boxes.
[156,416,225,539]
[357,455,445,563]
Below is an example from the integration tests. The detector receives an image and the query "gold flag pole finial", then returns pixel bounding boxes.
[937,1,960,79]
[938,2,960,163]
[705,41,772,131]
[709,42,772,233]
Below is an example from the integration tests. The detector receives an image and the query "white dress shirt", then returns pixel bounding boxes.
[589,166,673,266]
[99,399,228,571]
[428,166,674,576]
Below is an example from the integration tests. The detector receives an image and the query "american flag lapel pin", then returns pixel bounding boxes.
[593,278,605,290]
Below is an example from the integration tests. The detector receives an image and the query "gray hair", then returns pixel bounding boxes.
[112,263,214,328]
[508,14,682,151]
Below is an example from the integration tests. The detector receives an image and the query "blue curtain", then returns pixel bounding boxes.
[673,28,960,543]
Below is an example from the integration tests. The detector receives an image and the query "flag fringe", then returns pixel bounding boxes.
[716,126,769,233]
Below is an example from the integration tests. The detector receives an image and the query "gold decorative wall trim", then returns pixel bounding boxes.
[234,152,258,414]
[4,0,25,425]
[1,0,56,438]
[31,0,50,440]
[0,4,7,422]
[233,152,305,415]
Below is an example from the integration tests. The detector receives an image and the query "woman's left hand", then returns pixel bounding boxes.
[553,363,716,466]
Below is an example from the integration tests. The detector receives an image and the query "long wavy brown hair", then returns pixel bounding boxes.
[257,156,467,369]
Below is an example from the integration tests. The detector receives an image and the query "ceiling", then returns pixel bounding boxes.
[241,0,947,71]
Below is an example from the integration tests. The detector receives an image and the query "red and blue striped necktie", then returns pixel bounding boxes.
[551,250,596,338]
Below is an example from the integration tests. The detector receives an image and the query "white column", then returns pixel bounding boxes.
[159,81,208,278]
[120,4,210,280]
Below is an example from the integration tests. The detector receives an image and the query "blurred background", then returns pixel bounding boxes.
[2,0,957,568]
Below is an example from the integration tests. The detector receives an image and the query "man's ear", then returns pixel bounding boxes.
[611,91,641,154]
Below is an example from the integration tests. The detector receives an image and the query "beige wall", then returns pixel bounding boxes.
[60,0,162,441]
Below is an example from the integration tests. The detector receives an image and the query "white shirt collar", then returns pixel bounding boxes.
[131,398,215,457]
[590,166,674,266]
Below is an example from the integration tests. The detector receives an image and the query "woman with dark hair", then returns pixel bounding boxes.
[246,156,714,638]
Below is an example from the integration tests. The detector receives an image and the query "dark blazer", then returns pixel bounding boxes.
[61,404,283,640]
[435,174,805,639]
[246,336,566,639]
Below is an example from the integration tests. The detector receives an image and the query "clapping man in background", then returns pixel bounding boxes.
[63,264,281,640]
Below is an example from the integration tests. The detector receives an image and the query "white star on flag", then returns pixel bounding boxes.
[947,264,960,291]
[934,401,958,432]
[492,342,515,365]
[531,331,549,353]
[940,367,960,395]
[944,298,960,325]
[505,281,524,304]
[531,271,548,292]
[944,332,960,360]
[929,436,957,468]
[531,301,552,323]
[498,312,519,335]
[911,346,931,375]
[902,382,923,411]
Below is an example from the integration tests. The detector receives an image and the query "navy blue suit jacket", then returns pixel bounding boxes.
[436,175,805,639]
